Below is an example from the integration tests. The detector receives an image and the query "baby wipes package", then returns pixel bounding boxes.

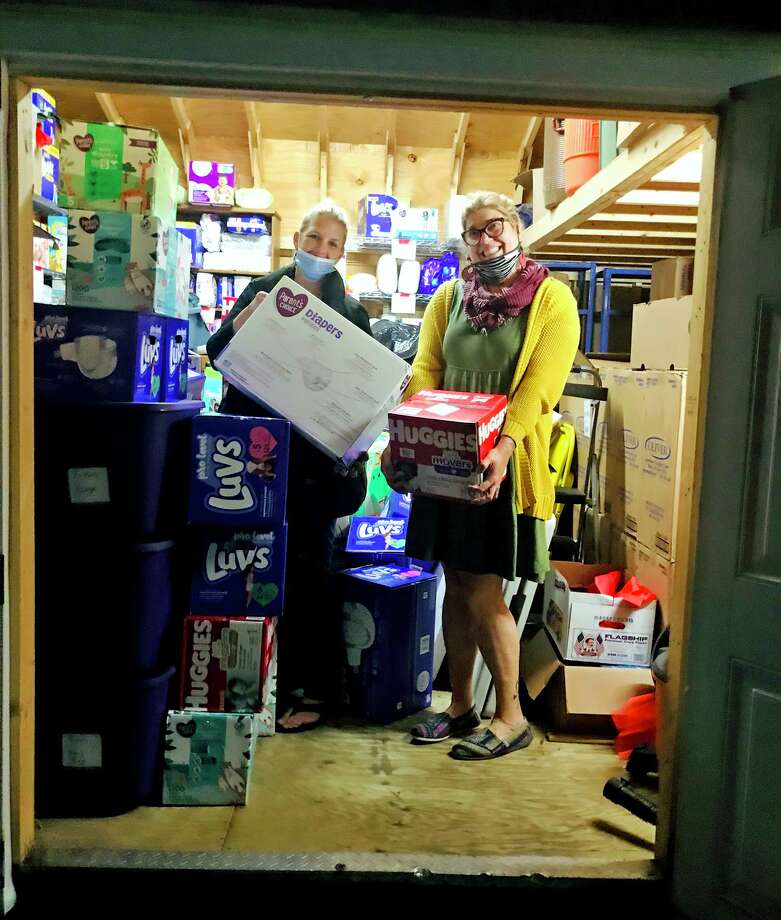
[388,389,508,500]
[163,711,255,806]
[66,210,188,317]
[162,317,189,401]
[190,525,287,618]
[188,161,236,207]
[34,304,164,402]
[214,276,411,464]
[59,121,179,225]
[392,206,439,243]
[189,414,290,525]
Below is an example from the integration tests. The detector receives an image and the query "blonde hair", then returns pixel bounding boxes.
[462,191,521,238]
[300,199,349,242]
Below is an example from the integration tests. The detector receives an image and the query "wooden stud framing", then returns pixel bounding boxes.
[171,96,194,172]
[604,203,699,217]
[617,120,652,148]
[95,91,124,124]
[244,101,262,187]
[450,113,469,198]
[516,115,541,174]
[319,108,329,200]
[584,219,697,233]
[560,234,696,247]
[8,78,36,862]
[384,111,396,195]
[641,181,700,193]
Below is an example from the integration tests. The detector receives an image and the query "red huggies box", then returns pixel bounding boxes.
[387,389,508,500]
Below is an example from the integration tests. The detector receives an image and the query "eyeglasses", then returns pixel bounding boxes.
[461,217,506,247]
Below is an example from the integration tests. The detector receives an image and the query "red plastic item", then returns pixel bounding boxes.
[613,691,656,760]
[587,570,657,609]
[563,119,600,195]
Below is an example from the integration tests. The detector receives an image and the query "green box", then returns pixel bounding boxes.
[59,120,179,226]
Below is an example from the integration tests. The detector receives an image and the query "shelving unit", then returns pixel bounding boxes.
[176,205,282,272]
[192,267,267,277]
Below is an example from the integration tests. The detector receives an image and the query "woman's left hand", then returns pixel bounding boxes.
[468,435,515,505]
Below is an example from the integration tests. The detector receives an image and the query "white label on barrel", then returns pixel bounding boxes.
[68,467,110,504]
[62,733,102,769]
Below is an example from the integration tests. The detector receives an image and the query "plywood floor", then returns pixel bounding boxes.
[34,694,655,868]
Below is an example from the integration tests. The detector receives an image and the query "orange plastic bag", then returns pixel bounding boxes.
[612,691,656,760]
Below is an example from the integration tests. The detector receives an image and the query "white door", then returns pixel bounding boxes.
[673,75,781,919]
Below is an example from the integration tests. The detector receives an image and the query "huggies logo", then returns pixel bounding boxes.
[140,334,160,374]
[478,409,507,444]
[184,618,213,710]
[389,419,477,452]
[205,542,272,583]
[200,436,256,512]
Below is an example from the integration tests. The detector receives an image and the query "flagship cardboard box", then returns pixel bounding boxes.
[215,276,411,464]
[190,525,287,618]
[189,415,290,526]
[543,561,658,667]
[59,121,179,225]
[388,390,507,501]
[66,211,188,318]
[521,627,654,735]
[34,304,164,402]
[163,711,255,805]
[631,296,692,370]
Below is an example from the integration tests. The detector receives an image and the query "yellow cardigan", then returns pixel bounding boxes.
[404,276,580,519]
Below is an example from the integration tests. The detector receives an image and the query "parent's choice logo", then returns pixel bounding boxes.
[276,287,308,318]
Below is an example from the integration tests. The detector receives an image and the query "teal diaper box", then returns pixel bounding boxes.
[66,210,188,318]
[162,711,256,806]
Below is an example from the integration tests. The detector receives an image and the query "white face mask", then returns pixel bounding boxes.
[294,248,338,281]
[473,246,521,285]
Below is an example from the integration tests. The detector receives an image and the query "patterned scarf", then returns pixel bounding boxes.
[462,254,550,333]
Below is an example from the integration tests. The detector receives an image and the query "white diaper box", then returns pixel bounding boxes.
[215,276,411,464]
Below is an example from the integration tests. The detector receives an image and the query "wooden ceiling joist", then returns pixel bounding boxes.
[604,203,699,217]
[244,101,262,187]
[538,244,694,258]
[584,219,697,233]
[516,115,541,174]
[95,92,124,124]
[450,113,470,197]
[319,108,329,199]
[641,181,700,193]
[171,97,194,173]
[385,112,397,195]
[562,235,696,247]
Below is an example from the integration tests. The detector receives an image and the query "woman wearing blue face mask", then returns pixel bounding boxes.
[206,201,373,733]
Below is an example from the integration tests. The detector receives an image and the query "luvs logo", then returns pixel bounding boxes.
[205,541,272,582]
[356,520,405,540]
[205,438,255,512]
[140,333,160,373]
[34,319,67,342]
[169,335,186,374]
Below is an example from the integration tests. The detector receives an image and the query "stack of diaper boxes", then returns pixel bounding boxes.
[162,415,290,806]
[32,113,207,817]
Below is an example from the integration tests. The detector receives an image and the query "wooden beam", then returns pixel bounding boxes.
[522,123,705,253]
[605,203,699,217]
[95,91,124,124]
[516,115,542,174]
[244,101,262,187]
[171,97,194,172]
[560,234,697,247]
[584,219,698,233]
[8,78,36,862]
[319,108,329,200]
[538,244,695,258]
[450,113,469,197]
[641,181,700,193]
[617,121,652,149]
[655,126,719,870]
[384,111,396,196]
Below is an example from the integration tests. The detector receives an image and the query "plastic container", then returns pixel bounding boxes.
[563,118,601,196]
[36,539,182,676]
[35,665,176,817]
[35,398,203,540]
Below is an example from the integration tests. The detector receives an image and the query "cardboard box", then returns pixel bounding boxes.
[345,515,410,566]
[391,206,439,242]
[602,368,643,540]
[631,296,692,370]
[176,221,204,268]
[558,385,608,514]
[543,561,658,666]
[47,213,68,274]
[162,711,255,806]
[161,317,189,401]
[189,415,290,526]
[254,617,278,737]
[341,564,436,724]
[22,88,59,204]
[34,304,164,402]
[66,210,187,317]
[521,627,654,734]
[180,616,268,712]
[357,194,399,238]
[610,527,675,626]
[188,160,236,207]
[59,121,179,225]
[650,257,694,302]
[388,390,507,501]
[190,525,287,617]
[215,276,411,464]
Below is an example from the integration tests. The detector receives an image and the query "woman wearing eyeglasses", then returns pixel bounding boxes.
[382,191,579,760]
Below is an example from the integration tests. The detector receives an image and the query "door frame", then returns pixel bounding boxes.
[5,68,720,874]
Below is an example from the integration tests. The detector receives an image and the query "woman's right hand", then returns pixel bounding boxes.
[232,290,268,332]
[381,444,411,494]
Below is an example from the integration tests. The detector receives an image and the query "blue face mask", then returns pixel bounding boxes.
[294,248,339,281]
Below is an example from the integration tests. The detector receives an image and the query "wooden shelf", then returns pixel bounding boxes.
[32,194,67,218]
[348,236,460,259]
[177,205,279,220]
[192,267,267,276]
[358,290,433,304]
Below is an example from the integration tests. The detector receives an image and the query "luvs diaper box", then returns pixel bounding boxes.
[34,304,164,402]
[189,415,290,526]
[65,211,188,318]
[162,711,255,805]
[387,389,508,500]
[214,276,411,464]
[357,194,399,238]
[59,120,179,225]
[341,564,436,724]
[190,525,287,618]
[161,317,189,401]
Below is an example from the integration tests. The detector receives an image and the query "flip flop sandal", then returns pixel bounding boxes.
[275,697,329,734]
[409,707,481,744]
[449,724,534,761]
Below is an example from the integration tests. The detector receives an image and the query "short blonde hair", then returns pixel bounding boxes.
[300,199,349,242]
[462,191,521,238]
